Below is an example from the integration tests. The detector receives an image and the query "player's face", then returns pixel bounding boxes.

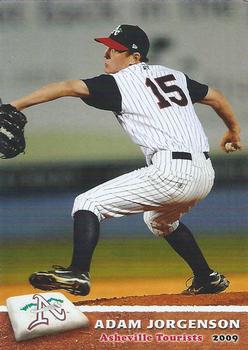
[104,47,132,74]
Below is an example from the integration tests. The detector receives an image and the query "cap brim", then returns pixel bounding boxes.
[94,37,128,51]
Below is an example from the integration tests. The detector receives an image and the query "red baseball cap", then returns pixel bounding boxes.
[95,24,150,61]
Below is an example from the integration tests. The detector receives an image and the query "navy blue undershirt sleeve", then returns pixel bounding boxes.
[185,75,209,103]
[81,74,122,112]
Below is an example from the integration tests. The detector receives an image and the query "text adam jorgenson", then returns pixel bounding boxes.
[94,318,240,330]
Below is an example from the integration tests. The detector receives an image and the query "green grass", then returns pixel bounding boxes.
[0,131,142,165]
[0,236,247,284]
[3,130,247,166]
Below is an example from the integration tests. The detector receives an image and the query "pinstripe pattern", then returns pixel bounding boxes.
[113,63,209,164]
[72,151,214,236]
[72,62,214,236]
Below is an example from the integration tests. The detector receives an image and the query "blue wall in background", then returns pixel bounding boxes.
[1,186,247,241]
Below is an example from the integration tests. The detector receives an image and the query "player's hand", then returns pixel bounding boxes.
[220,128,242,153]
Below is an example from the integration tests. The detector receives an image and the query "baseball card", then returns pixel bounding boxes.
[0,1,247,349]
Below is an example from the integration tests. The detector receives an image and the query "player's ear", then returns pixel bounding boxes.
[129,52,142,64]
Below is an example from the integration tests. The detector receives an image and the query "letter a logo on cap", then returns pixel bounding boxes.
[111,25,122,36]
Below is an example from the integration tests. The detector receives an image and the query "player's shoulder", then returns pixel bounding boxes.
[151,64,185,77]
[115,63,185,77]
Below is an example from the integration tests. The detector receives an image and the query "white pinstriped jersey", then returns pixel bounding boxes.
[76,63,214,233]
[112,63,209,164]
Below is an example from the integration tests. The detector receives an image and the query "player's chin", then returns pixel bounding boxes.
[104,63,116,74]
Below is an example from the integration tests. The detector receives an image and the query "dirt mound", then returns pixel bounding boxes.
[1,292,247,350]
[78,291,248,306]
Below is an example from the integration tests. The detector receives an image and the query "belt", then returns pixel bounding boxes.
[172,152,209,160]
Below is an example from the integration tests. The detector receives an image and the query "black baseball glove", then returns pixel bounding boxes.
[0,104,27,159]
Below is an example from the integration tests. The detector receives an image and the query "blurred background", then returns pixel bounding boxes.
[0,0,247,300]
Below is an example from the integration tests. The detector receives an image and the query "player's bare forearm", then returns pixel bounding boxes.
[200,88,239,130]
[199,88,242,152]
[11,80,89,111]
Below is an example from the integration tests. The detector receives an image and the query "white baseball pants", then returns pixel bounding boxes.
[72,151,215,236]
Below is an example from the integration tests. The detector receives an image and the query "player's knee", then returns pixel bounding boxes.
[143,212,164,237]
[144,212,179,237]
[72,193,102,221]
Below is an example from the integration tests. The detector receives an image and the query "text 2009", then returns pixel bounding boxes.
[212,334,239,342]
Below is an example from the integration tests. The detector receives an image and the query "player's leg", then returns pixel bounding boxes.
[144,210,229,294]
[69,210,100,273]
[31,157,204,295]
[144,210,212,276]
[29,210,99,296]
[29,151,226,295]
[165,222,212,279]
[65,154,218,296]
[29,164,174,295]
[166,223,229,294]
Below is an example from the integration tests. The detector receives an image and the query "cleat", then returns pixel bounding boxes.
[182,271,230,295]
[29,265,90,296]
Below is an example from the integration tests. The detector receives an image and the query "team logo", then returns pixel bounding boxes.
[20,294,66,331]
[111,25,123,36]
[132,44,138,49]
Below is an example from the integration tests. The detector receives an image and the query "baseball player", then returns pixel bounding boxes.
[7,24,241,296]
